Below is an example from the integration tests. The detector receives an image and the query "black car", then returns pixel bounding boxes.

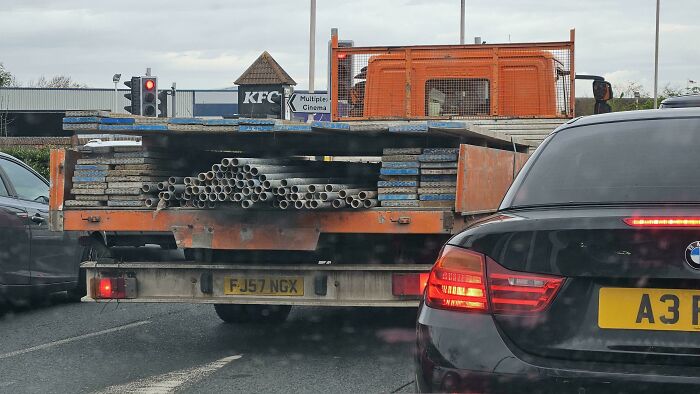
[416,108,700,393]
[0,152,84,305]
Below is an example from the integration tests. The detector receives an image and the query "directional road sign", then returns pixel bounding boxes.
[288,93,330,113]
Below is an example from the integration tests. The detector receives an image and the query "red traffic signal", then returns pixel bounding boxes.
[144,79,155,91]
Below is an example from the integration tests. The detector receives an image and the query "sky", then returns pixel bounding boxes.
[1,0,697,97]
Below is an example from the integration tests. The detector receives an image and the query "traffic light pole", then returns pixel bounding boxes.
[171,83,177,117]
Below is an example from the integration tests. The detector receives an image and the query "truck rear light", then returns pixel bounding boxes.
[425,246,488,312]
[392,273,429,296]
[91,276,137,299]
[98,278,126,299]
[425,245,564,314]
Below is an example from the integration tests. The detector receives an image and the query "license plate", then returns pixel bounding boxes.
[599,287,700,332]
[223,276,304,296]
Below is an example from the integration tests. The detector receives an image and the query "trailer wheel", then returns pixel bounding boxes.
[67,237,111,302]
[213,304,292,324]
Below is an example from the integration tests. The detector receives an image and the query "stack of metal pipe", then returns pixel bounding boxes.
[153,157,378,210]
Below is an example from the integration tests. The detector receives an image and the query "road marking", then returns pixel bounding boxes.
[0,320,151,360]
[95,354,243,394]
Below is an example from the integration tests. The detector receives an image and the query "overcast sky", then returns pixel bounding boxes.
[1,0,697,96]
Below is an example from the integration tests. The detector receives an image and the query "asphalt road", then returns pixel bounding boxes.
[0,297,418,393]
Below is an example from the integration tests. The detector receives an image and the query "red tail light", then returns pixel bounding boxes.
[426,246,488,312]
[488,263,564,313]
[98,278,126,299]
[425,246,564,314]
[92,276,136,299]
[624,217,700,227]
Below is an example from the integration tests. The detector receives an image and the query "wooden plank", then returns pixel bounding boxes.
[107,182,148,189]
[105,188,142,195]
[70,188,106,195]
[381,155,420,162]
[72,176,106,183]
[65,200,106,207]
[73,182,107,189]
[380,168,419,176]
[107,200,147,207]
[420,181,457,187]
[377,180,418,187]
[379,175,419,181]
[380,200,419,207]
[75,195,108,201]
[420,162,457,169]
[420,169,458,175]
[105,176,165,182]
[378,187,418,194]
[418,187,456,194]
[381,161,420,168]
[377,194,418,201]
[108,195,151,201]
[107,169,172,176]
[419,194,456,201]
[382,148,422,155]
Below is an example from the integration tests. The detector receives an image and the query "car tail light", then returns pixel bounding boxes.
[488,262,564,313]
[392,273,429,296]
[425,245,564,314]
[624,217,700,227]
[425,246,488,312]
[91,276,137,299]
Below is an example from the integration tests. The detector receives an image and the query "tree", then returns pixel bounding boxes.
[28,75,88,88]
[0,63,18,87]
[608,80,698,112]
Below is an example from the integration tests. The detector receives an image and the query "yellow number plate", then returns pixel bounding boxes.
[599,287,700,332]
[223,276,304,296]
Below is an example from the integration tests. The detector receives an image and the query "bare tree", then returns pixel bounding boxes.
[0,94,15,137]
[29,75,89,88]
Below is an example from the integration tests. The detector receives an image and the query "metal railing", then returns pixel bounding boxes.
[330,30,575,121]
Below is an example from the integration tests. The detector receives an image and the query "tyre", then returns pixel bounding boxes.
[67,237,112,302]
[213,304,292,324]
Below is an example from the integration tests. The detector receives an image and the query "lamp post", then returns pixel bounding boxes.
[112,73,121,113]
[653,0,660,108]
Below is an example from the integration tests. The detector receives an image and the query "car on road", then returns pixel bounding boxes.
[660,95,700,109]
[416,108,700,392]
[0,152,85,306]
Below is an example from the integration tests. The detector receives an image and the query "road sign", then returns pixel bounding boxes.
[288,93,330,113]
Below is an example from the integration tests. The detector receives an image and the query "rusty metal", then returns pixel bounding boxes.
[455,143,529,214]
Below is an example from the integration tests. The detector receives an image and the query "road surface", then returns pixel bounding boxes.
[0,297,417,393]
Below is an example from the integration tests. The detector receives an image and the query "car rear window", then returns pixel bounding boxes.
[503,117,700,207]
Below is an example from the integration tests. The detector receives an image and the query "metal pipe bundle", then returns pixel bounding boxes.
[148,156,377,211]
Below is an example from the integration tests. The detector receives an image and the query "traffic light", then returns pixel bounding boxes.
[141,77,157,117]
[157,90,168,118]
[270,92,282,119]
[124,76,141,115]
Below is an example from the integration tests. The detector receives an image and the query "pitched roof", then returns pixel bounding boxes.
[234,51,296,86]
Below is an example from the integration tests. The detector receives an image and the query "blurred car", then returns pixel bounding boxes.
[416,108,700,393]
[660,95,700,108]
[0,152,85,305]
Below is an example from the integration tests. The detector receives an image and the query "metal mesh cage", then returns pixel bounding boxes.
[331,37,574,121]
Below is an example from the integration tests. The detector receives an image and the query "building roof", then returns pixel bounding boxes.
[234,51,296,86]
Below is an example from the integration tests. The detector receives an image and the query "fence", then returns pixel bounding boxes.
[330,30,575,121]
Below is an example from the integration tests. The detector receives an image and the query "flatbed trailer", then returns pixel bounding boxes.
[49,114,553,322]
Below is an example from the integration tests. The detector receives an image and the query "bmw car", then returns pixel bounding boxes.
[416,108,700,392]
